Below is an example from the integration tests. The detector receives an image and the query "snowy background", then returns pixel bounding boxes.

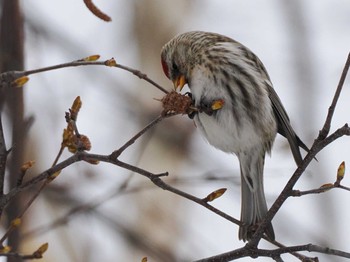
[9,0,350,261]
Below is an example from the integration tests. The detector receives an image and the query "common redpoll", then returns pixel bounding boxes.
[161,31,309,241]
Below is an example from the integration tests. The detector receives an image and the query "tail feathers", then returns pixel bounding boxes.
[238,152,274,242]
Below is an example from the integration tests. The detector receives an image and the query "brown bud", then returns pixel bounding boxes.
[161,91,193,116]
[203,188,227,202]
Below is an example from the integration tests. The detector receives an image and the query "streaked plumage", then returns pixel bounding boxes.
[161,31,307,241]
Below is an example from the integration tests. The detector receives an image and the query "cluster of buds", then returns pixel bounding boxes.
[62,96,91,153]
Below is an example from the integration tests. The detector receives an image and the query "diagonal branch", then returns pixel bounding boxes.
[0,57,169,94]
[319,52,350,139]
[194,243,350,262]
[247,53,350,248]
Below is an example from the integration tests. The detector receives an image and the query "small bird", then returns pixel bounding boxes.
[161,31,309,241]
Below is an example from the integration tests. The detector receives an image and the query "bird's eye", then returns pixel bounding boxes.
[172,62,179,73]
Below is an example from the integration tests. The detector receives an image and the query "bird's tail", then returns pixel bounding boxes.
[238,151,275,242]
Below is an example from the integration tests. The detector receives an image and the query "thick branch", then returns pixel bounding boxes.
[248,124,350,248]
[195,243,350,262]
[246,53,350,248]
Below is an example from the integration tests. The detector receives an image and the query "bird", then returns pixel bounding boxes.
[160,31,308,241]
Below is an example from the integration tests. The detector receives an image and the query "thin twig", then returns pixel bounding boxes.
[1,53,349,261]
[291,182,350,196]
[22,59,169,94]
[111,115,165,159]
[0,116,8,196]
[195,243,350,262]
[319,52,350,139]
[246,54,350,248]
[111,113,176,159]
[83,0,112,22]
[115,63,169,94]
[248,125,350,248]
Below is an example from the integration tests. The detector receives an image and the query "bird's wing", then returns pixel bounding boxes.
[266,82,309,166]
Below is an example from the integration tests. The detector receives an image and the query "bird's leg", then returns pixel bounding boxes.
[185,92,197,119]
[185,92,225,118]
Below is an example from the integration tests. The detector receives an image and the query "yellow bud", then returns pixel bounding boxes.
[204,188,227,202]
[12,76,29,87]
[21,161,35,172]
[84,55,100,61]
[0,246,11,254]
[49,171,61,181]
[33,243,49,258]
[320,183,333,190]
[141,257,148,262]
[36,243,49,255]
[105,58,117,67]
[79,135,92,151]
[336,161,345,184]
[70,96,82,117]
[11,218,21,227]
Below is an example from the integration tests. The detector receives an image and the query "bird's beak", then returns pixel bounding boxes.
[173,75,186,91]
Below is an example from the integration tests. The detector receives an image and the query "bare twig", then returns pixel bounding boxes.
[1,52,349,261]
[246,54,350,249]
[115,63,169,94]
[83,0,112,22]
[292,183,350,196]
[0,57,169,94]
[110,115,166,159]
[0,116,8,196]
[0,252,42,260]
[22,58,169,94]
[319,53,350,139]
[194,243,350,262]
[0,242,48,259]
[3,115,241,229]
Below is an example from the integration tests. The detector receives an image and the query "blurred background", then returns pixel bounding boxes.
[1,0,350,261]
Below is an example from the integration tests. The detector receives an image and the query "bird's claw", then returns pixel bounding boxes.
[185,93,225,118]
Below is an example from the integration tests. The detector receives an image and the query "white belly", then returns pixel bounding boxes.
[194,109,267,154]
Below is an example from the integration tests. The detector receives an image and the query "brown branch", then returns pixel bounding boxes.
[319,53,350,139]
[246,124,350,250]
[291,182,350,196]
[0,57,169,94]
[0,252,43,260]
[0,242,48,259]
[194,243,350,262]
[2,110,240,237]
[112,157,241,226]
[22,58,169,94]
[83,0,112,22]
[3,115,241,231]
[75,151,241,226]
[2,108,348,260]
[0,116,8,196]
[113,63,169,94]
[246,54,350,249]
[268,237,313,261]
[110,115,166,159]
[1,52,349,260]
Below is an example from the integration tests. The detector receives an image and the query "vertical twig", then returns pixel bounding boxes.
[319,53,350,139]
[247,53,350,248]
[0,117,7,197]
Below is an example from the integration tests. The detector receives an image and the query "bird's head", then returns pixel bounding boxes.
[160,38,192,91]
